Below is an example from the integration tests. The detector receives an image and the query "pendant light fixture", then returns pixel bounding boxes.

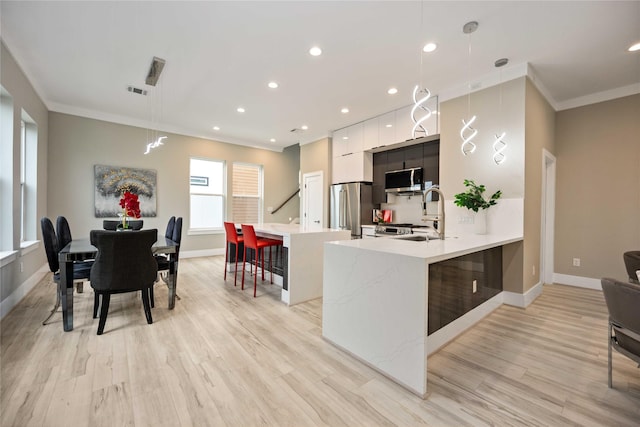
[143,56,168,155]
[460,21,478,156]
[411,1,433,139]
[492,58,508,165]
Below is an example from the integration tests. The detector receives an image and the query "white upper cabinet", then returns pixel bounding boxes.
[332,152,373,184]
[378,111,396,148]
[395,105,416,143]
[332,122,364,157]
[363,117,379,150]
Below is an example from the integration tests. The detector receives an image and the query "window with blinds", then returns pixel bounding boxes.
[232,163,263,224]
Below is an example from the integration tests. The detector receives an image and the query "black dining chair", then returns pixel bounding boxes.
[40,217,92,325]
[56,216,94,293]
[151,217,182,307]
[89,229,158,335]
[103,219,144,230]
[601,277,640,388]
[623,251,640,284]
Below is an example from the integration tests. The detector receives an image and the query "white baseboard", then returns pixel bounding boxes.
[503,281,543,308]
[181,248,224,259]
[553,273,602,290]
[0,265,49,320]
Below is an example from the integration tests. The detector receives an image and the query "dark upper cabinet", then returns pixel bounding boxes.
[372,151,387,205]
[386,148,405,172]
[403,145,424,169]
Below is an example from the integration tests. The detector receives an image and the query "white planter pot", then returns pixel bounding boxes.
[474,210,487,235]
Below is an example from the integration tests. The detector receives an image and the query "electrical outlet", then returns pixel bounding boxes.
[573,258,581,267]
[472,279,477,293]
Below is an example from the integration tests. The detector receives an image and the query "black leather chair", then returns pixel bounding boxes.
[40,217,92,325]
[601,277,640,388]
[623,251,640,284]
[151,217,182,307]
[89,229,158,335]
[56,216,93,293]
[103,219,144,231]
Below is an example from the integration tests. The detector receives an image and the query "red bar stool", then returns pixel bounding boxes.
[224,222,243,286]
[240,224,283,297]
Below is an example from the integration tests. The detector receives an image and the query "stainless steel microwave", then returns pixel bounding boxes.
[385,167,423,194]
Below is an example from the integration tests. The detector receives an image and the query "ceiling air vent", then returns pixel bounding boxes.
[127,86,147,96]
[145,56,166,86]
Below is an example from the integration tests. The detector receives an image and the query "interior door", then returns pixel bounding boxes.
[303,171,323,230]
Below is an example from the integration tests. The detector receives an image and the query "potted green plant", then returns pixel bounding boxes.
[453,179,502,234]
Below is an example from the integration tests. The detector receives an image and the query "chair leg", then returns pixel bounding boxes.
[141,288,153,324]
[149,285,155,308]
[93,292,99,319]
[97,293,110,335]
[224,241,229,280]
[608,322,613,388]
[254,248,262,297]
[234,243,239,287]
[42,285,61,325]
[241,247,247,290]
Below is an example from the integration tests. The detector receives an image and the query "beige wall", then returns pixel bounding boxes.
[47,113,300,253]
[439,77,526,200]
[555,94,640,280]
[523,79,556,291]
[300,137,331,227]
[0,42,49,303]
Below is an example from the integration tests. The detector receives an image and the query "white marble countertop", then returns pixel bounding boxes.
[237,222,350,238]
[326,233,523,264]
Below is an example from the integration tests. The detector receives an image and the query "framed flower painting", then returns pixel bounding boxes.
[94,165,157,218]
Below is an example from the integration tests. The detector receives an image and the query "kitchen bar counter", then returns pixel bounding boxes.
[235,223,350,305]
[322,233,522,398]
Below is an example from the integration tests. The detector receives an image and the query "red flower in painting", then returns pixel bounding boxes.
[119,191,141,219]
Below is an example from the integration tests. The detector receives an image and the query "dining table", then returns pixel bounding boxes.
[57,233,179,332]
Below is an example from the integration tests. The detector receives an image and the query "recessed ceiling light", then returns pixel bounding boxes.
[385,124,393,128]
[387,87,398,95]
[268,81,279,89]
[423,42,437,53]
[309,46,322,56]
[237,107,245,113]
[270,138,276,143]
[213,126,220,131]
[341,107,349,114]
[301,125,308,130]
[342,136,349,140]
[629,42,640,52]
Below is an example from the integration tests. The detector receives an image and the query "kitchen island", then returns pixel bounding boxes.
[322,233,522,397]
[231,223,350,305]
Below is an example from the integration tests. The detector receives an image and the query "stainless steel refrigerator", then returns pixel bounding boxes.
[330,182,373,238]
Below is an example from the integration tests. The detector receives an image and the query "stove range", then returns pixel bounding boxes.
[374,223,430,236]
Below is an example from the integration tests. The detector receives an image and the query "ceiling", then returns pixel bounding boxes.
[1,1,639,151]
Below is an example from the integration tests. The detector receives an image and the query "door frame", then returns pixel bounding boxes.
[540,149,556,285]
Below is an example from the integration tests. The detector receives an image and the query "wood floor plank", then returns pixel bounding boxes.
[2,257,640,426]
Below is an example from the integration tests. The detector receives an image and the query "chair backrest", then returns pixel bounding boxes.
[165,216,176,239]
[623,251,640,284]
[601,277,640,355]
[241,224,258,249]
[224,222,240,244]
[172,217,183,244]
[56,216,73,250]
[89,229,158,292]
[40,217,59,273]
[127,220,144,230]
[103,220,119,231]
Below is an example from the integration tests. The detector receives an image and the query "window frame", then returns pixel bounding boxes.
[231,162,264,224]
[188,157,226,234]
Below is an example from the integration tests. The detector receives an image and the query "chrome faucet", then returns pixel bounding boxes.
[422,185,445,240]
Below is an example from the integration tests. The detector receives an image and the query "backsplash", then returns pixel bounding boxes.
[381,193,438,226]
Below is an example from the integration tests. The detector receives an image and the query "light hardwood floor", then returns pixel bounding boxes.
[2,256,639,426]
